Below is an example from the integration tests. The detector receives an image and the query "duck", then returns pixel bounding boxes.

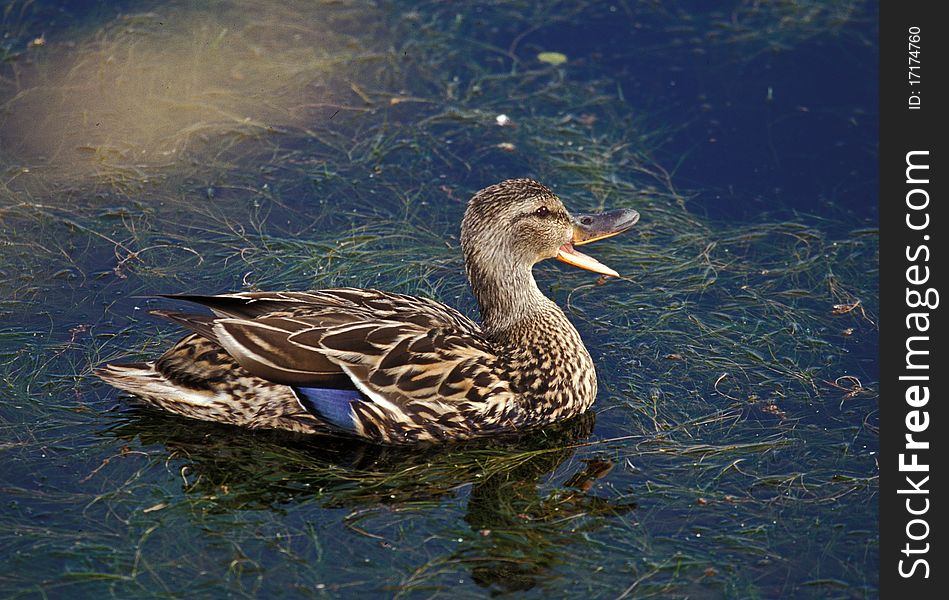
[96,179,640,444]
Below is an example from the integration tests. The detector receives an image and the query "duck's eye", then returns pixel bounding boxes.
[535,206,550,218]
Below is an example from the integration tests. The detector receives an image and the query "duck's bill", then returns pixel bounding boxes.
[556,243,620,277]
[556,208,640,277]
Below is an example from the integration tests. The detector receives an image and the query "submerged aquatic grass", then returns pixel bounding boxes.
[2,0,877,597]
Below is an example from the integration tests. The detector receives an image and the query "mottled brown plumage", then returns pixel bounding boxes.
[97,179,639,444]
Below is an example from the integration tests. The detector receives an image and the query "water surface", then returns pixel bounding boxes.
[1,1,878,597]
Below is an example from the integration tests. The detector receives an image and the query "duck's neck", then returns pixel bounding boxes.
[467,255,564,338]
[467,254,598,418]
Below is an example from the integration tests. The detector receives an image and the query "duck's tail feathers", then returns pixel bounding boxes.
[95,362,218,409]
[95,362,329,435]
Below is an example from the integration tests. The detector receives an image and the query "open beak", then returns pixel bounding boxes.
[556,208,640,277]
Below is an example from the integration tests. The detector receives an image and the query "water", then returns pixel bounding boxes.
[1,1,878,597]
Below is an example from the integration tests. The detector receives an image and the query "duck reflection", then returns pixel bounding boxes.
[103,410,636,594]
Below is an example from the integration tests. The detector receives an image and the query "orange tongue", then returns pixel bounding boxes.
[556,243,619,277]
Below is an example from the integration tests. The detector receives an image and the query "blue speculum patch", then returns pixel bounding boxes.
[292,386,361,433]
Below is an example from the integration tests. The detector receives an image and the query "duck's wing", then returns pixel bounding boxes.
[153,288,481,386]
[155,289,511,441]
[162,288,480,333]
[152,309,350,385]
[288,322,514,441]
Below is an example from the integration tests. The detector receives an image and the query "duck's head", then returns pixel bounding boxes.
[460,178,639,281]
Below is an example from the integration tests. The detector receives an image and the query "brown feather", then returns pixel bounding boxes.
[213,320,345,385]
[150,310,221,343]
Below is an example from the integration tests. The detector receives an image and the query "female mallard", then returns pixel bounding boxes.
[97,179,639,444]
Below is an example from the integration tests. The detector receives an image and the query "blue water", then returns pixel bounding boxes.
[541,2,877,223]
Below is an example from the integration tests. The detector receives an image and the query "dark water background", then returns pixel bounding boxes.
[2,1,878,597]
